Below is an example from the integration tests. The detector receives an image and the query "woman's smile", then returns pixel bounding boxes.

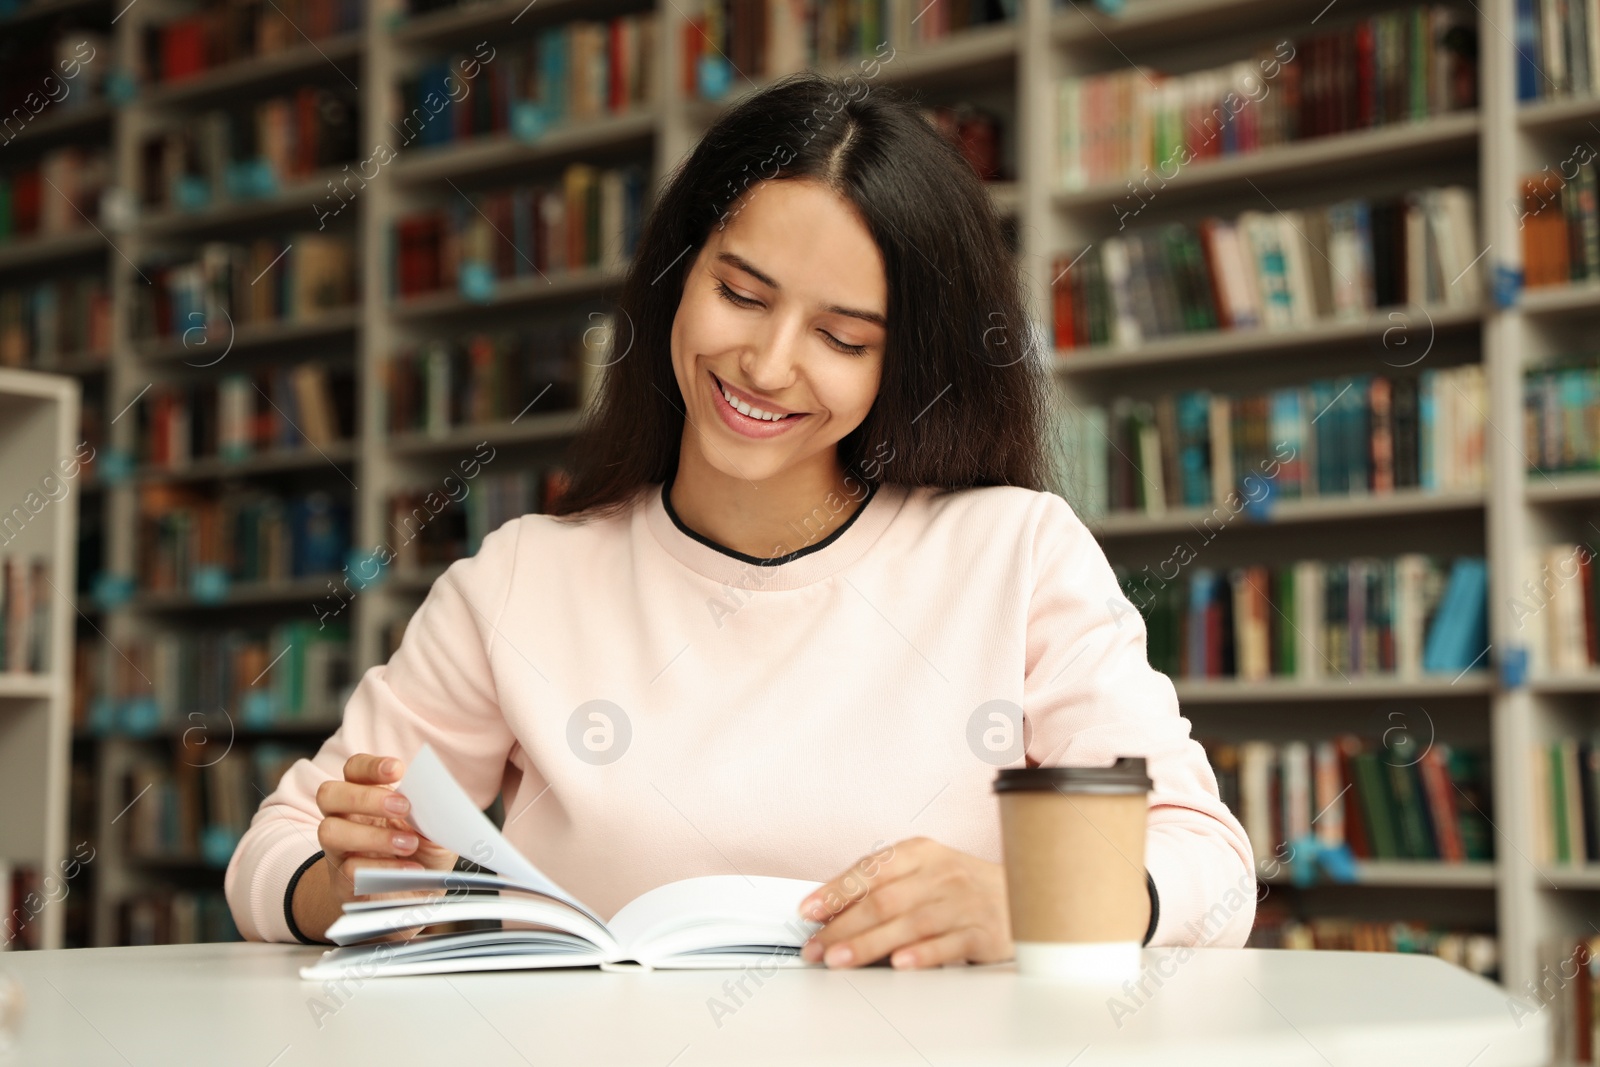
[708,369,811,439]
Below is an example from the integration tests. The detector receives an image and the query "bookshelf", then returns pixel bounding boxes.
[0,369,82,953]
[8,0,1587,1026]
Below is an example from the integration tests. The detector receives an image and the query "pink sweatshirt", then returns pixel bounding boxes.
[224,479,1258,948]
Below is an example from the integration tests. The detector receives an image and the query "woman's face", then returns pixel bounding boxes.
[670,178,888,485]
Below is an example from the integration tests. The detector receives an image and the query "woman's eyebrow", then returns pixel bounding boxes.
[716,251,887,328]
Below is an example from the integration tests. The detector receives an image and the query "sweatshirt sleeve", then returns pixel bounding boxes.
[223,519,525,943]
[1020,492,1257,948]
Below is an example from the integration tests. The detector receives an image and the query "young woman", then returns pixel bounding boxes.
[224,71,1256,968]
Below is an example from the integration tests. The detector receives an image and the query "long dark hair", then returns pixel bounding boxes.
[549,70,1056,522]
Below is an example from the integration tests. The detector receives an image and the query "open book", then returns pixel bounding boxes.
[298,745,824,979]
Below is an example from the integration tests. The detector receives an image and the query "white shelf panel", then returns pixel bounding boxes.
[393,267,624,318]
[1262,861,1498,888]
[1053,113,1481,209]
[134,310,360,361]
[134,442,358,483]
[0,230,104,272]
[139,33,365,107]
[1173,674,1494,703]
[137,168,353,237]
[387,410,587,455]
[1527,671,1600,693]
[1525,473,1600,505]
[1537,866,1600,889]
[5,101,112,147]
[392,110,658,185]
[0,674,54,700]
[128,574,340,611]
[1518,282,1600,316]
[1054,304,1483,374]
[1089,488,1485,537]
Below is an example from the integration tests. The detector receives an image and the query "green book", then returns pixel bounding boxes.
[1551,743,1571,864]
[1385,741,1437,860]
[1353,751,1401,860]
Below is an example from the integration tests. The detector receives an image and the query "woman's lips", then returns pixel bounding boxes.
[710,371,809,439]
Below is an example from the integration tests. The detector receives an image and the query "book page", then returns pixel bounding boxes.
[394,743,601,926]
[607,875,822,966]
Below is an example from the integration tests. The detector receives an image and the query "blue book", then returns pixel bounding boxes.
[1176,391,1212,507]
[1516,0,1541,101]
[1422,558,1489,673]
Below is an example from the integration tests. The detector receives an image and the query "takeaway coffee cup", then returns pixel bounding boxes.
[994,757,1152,980]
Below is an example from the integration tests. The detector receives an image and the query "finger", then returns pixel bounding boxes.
[813,902,962,969]
[317,778,411,821]
[344,753,405,785]
[800,839,920,922]
[888,930,978,970]
[804,873,939,952]
[319,816,420,859]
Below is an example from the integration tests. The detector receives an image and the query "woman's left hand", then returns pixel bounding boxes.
[798,837,1013,969]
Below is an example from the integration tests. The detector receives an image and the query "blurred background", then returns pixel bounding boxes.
[0,0,1595,1052]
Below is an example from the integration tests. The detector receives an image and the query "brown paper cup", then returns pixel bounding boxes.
[995,758,1151,979]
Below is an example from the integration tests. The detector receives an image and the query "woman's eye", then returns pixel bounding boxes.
[714,280,761,308]
[823,333,870,357]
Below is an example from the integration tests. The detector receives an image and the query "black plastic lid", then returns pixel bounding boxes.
[992,757,1152,795]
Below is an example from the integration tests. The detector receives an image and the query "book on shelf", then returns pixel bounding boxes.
[1122,554,1489,681]
[1057,5,1478,192]
[393,163,646,299]
[1206,735,1493,868]
[682,0,1006,98]
[82,621,351,735]
[1053,186,1483,351]
[1,863,43,950]
[299,744,824,977]
[140,0,363,86]
[1536,935,1600,1064]
[0,556,51,675]
[389,467,571,572]
[1252,900,1499,979]
[1530,738,1600,864]
[138,86,358,212]
[921,102,1003,182]
[398,16,658,150]
[0,147,108,244]
[135,363,355,468]
[134,235,357,341]
[1059,366,1487,520]
[0,274,110,369]
[135,485,351,593]
[1519,544,1600,675]
[1525,357,1600,472]
[118,888,239,946]
[385,324,595,435]
[119,741,324,870]
[1521,162,1600,290]
[1515,0,1600,102]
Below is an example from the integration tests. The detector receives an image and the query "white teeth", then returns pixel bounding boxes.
[720,380,790,421]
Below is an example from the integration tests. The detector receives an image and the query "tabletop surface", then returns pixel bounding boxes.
[0,943,1548,1067]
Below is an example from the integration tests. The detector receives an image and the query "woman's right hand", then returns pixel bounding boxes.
[295,753,459,943]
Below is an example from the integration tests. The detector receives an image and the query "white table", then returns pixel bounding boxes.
[0,943,1548,1066]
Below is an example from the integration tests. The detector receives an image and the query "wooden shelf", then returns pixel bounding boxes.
[134,310,360,361]
[1527,671,1600,694]
[0,0,105,29]
[1537,866,1600,889]
[1173,674,1494,703]
[1526,472,1600,505]
[128,574,340,611]
[139,33,364,107]
[1518,93,1600,133]
[0,230,104,272]
[393,267,625,318]
[1052,0,1294,48]
[1053,113,1481,210]
[387,410,587,455]
[137,168,353,237]
[1089,487,1485,538]
[391,0,592,44]
[1519,281,1600,316]
[0,673,55,700]
[1261,861,1498,888]
[392,109,658,185]
[1054,304,1484,374]
[134,442,357,483]
[4,101,112,147]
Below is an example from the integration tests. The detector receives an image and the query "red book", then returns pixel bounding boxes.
[1416,746,1465,862]
[1337,735,1373,859]
[1197,219,1231,329]
[1356,21,1376,128]
[12,169,40,236]
[162,18,208,82]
